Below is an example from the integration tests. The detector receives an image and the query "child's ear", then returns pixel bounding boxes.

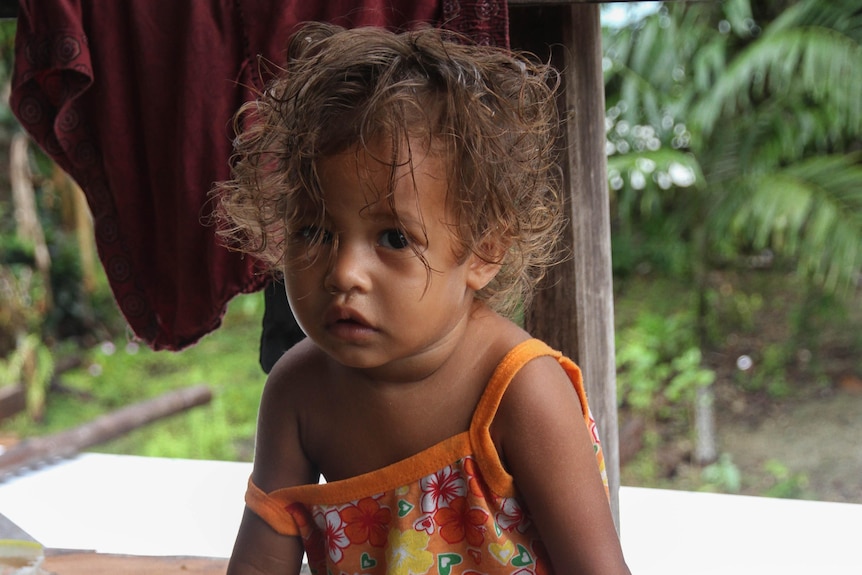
[465,238,507,291]
[466,254,502,291]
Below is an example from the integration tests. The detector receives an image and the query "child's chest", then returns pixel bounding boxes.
[304,373,487,481]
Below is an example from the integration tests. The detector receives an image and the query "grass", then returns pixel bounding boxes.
[1,292,268,462]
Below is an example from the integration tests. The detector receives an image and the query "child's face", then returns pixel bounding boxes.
[283,138,495,378]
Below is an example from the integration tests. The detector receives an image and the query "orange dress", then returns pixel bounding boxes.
[246,339,608,574]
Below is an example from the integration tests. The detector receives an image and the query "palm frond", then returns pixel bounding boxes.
[694,26,862,139]
[770,0,862,43]
[731,154,862,292]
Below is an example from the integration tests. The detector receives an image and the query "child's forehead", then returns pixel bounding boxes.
[319,137,447,187]
[311,140,451,217]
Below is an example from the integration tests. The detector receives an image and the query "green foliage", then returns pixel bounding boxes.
[605,0,862,293]
[713,273,858,398]
[701,454,743,493]
[610,214,692,278]
[616,311,716,415]
[0,20,17,128]
[0,334,54,420]
[695,2,862,144]
[706,285,764,336]
[607,1,861,495]
[0,139,125,408]
[731,155,862,292]
[735,342,793,398]
[0,233,36,266]
[0,264,44,351]
[790,286,862,360]
[762,459,810,499]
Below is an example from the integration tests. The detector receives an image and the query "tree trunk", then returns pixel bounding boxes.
[692,224,717,464]
[10,133,52,307]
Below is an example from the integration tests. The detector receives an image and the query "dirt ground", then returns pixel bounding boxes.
[619,383,862,505]
[718,386,862,504]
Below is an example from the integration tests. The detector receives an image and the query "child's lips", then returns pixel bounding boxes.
[324,307,376,338]
[324,306,369,326]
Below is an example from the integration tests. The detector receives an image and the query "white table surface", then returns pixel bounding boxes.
[0,453,248,558]
[0,453,860,574]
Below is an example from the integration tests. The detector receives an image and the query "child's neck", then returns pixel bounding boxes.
[330,301,500,388]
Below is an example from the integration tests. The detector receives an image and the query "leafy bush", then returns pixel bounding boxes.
[616,311,716,417]
[701,454,742,493]
[762,459,810,499]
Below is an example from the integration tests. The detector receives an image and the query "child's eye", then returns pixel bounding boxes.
[379,229,409,249]
[296,225,333,244]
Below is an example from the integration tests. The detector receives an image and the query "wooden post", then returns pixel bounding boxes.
[510,2,622,530]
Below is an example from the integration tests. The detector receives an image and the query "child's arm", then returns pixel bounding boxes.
[227,350,318,575]
[228,507,305,574]
[495,355,632,574]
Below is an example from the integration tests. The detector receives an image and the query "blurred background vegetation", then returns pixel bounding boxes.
[1,1,860,501]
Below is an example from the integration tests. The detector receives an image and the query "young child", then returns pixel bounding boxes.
[214,22,630,575]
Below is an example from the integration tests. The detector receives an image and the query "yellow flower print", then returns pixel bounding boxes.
[386,528,434,575]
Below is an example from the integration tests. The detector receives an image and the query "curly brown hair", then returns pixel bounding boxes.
[212,22,565,318]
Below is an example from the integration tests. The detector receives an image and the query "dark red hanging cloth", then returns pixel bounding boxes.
[10,0,508,351]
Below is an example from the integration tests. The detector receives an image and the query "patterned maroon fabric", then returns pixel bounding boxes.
[444,0,509,46]
[10,0,507,351]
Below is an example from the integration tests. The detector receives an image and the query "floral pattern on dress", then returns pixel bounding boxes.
[387,528,435,575]
[314,507,350,564]
[287,456,569,574]
[495,496,531,534]
[434,496,488,546]
[420,465,467,513]
[343,497,392,547]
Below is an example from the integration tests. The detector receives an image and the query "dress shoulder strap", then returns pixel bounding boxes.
[472,339,560,427]
[467,338,608,498]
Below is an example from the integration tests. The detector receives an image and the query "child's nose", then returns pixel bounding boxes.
[323,241,372,295]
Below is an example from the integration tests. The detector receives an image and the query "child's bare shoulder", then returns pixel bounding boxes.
[504,351,575,409]
[260,338,332,408]
[251,338,324,490]
[490,347,586,461]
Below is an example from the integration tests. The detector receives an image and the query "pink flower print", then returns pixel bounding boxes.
[343,497,392,547]
[314,507,350,564]
[495,496,531,533]
[420,465,466,513]
[434,496,488,547]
